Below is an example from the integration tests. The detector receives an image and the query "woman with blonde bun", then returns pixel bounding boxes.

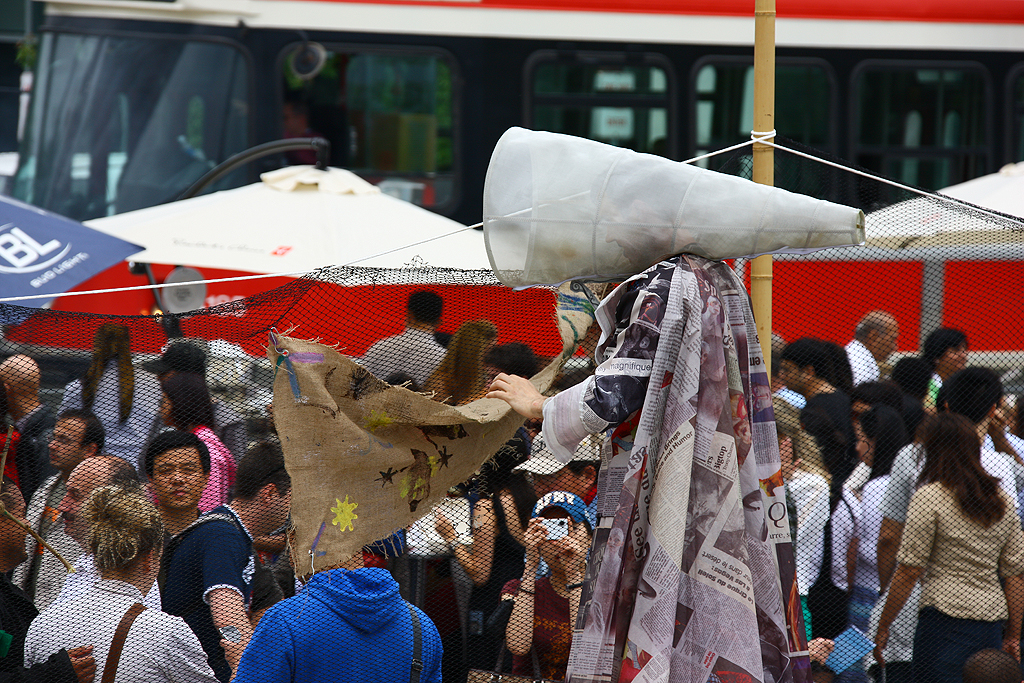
[24,484,217,683]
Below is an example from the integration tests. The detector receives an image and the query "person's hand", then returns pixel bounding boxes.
[220,635,246,676]
[434,511,457,545]
[554,519,590,582]
[989,402,1021,463]
[808,638,834,665]
[522,518,549,566]
[1003,635,1021,662]
[67,646,95,683]
[486,373,546,420]
[873,626,889,667]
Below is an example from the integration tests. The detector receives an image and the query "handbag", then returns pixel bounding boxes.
[485,599,514,638]
[806,497,851,640]
[467,639,556,683]
[102,603,147,683]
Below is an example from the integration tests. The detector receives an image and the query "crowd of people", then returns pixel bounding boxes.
[772,313,1024,683]
[0,292,599,683]
[1,283,1023,683]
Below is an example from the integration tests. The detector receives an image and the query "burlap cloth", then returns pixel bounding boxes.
[271,282,600,575]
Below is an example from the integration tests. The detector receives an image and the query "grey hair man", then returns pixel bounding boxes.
[846,310,899,386]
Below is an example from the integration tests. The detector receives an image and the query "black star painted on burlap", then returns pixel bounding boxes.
[437,447,453,468]
[376,467,398,487]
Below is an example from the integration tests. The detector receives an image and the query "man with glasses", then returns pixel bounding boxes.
[13,409,105,611]
[162,442,291,683]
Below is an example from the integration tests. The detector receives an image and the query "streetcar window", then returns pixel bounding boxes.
[691,59,833,172]
[1012,66,1024,162]
[853,63,989,191]
[14,32,250,221]
[528,55,673,156]
[0,43,17,154]
[282,50,456,210]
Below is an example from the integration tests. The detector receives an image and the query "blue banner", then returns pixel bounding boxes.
[0,195,142,309]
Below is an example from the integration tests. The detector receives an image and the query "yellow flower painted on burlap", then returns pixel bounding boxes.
[331,495,358,531]
[364,409,393,433]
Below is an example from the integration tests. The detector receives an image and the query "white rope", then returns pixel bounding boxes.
[683,130,1021,228]
[680,131,777,165]
[0,222,484,304]
[759,138,1023,226]
[2,131,1018,307]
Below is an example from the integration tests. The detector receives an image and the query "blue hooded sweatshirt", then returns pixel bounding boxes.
[233,567,442,683]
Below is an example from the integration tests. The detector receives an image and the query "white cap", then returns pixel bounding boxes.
[513,434,601,476]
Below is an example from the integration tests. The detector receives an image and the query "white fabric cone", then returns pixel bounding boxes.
[483,127,865,288]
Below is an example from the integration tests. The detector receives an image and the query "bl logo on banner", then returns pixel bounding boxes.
[0,225,70,273]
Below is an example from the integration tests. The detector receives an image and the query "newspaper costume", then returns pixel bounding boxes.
[543,255,808,683]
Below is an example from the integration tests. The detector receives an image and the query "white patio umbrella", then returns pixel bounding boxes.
[86,166,488,273]
[942,162,1024,218]
[865,163,1024,250]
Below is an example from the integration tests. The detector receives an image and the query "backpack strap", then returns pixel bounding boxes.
[407,602,424,683]
[102,603,146,683]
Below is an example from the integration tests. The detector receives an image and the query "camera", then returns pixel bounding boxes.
[539,517,569,540]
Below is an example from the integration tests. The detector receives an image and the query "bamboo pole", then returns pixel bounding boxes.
[750,0,776,377]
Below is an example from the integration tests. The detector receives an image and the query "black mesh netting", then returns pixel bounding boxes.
[0,139,1023,683]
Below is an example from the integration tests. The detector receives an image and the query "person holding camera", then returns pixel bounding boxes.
[500,491,592,681]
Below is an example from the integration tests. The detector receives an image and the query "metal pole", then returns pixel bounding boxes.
[750,0,776,376]
[178,137,331,200]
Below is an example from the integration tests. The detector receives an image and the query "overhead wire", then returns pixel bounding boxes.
[2,133,1016,306]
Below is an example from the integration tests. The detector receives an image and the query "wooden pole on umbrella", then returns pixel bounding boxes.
[750,0,776,376]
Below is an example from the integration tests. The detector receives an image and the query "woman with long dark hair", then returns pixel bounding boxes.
[59,324,161,469]
[160,373,236,511]
[779,338,859,640]
[874,413,1024,682]
[832,406,909,661]
[434,461,537,676]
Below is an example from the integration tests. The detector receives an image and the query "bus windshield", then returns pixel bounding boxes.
[14,31,250,222]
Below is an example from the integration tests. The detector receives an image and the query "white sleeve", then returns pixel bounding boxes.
[541,378,594,463]
[791,474,830,595]
[57,380,83,414]
[144,579,163,611]
[162,617,220,683]
[23,615,47,667]
[831,497,855,591]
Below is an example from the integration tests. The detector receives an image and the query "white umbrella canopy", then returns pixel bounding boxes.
[942,162,1024,218]
[85,166,488,273]
[865,164,1024,250]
